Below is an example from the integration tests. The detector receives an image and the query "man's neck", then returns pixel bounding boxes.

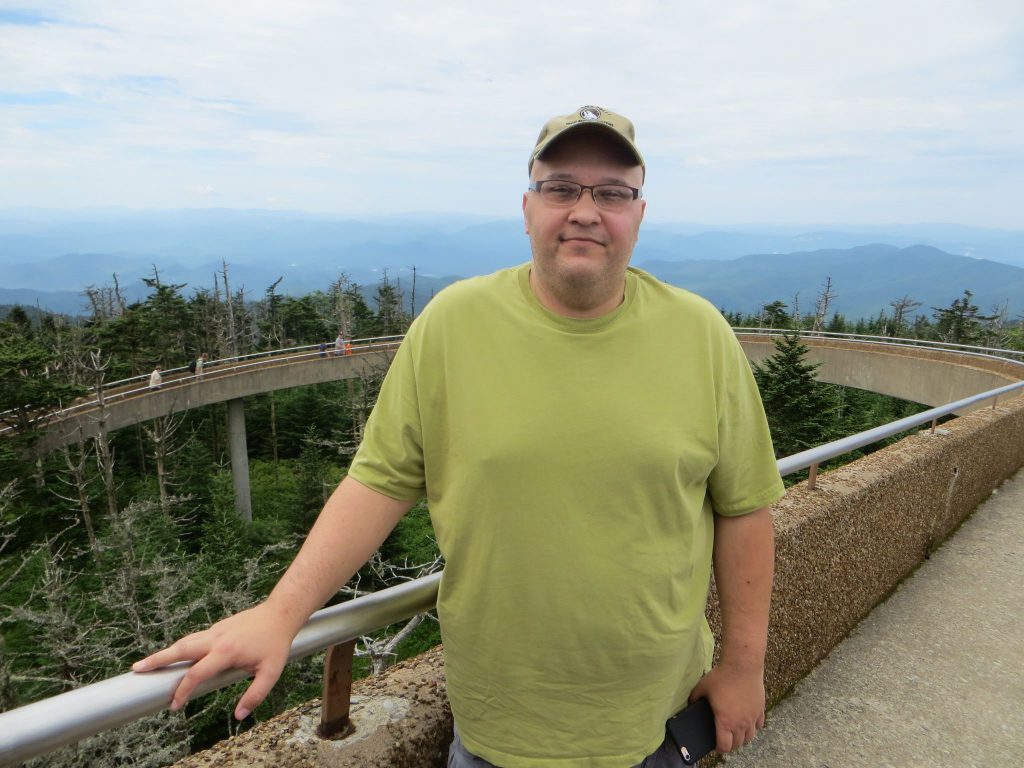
[528,268,626,319]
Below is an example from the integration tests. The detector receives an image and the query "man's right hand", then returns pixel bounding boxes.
[130,476,415,720]
[131,602,298,720]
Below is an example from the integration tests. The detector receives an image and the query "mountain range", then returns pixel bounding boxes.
[0,209,1021,321]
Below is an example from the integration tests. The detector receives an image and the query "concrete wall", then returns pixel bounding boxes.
[715,390,1024,703]
[172,391,1024,768]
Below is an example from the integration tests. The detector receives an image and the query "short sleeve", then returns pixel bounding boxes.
[707,329,785,516]
[347,334,427,501]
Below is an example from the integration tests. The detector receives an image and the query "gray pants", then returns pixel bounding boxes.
[447,726,684,768]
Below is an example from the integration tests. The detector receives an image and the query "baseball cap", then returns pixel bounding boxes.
[529,105,645,174]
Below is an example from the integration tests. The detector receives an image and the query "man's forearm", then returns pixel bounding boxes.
[263,475,417,631]
[712,506,775,670]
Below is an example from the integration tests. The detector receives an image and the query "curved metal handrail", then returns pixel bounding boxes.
[3,332,1021,436]
[3,331,1021,430]
[733,327,1024,360]
[777,379,1024,477]
[1,344,1023,765]
[0,335,405,437]
[0,574,441,767]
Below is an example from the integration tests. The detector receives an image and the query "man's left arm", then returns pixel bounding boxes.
[689,506,775,754]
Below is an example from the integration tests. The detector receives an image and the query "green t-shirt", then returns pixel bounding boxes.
[349,264,784,767]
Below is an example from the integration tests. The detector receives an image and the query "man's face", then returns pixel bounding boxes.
[523,132,646,317]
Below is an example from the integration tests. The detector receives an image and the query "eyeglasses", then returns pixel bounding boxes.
[528,179,641,211]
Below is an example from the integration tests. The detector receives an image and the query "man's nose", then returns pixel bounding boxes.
[568,188,601,223]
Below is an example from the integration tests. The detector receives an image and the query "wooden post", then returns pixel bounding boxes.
[808,462,819,490]
[318,639,357,739]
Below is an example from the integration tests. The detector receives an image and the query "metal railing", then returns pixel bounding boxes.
[0,335,404,438]
[777,379,1024,488]
[1,342,1023,765]
[3,332,1022,438]
[0,575,441,767]
[733,327,1024,361]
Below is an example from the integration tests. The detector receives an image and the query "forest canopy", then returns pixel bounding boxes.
[1,270,1021,766]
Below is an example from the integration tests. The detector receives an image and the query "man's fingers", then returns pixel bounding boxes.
[234,665,283,720]
[742,723,756,747]
[132,648,186,672]
[715,718,763,753]
[132,635,207,672]
[715,723,734,754]
[168,649,234,711]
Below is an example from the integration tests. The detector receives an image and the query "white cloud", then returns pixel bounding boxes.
[0,0,1022,225]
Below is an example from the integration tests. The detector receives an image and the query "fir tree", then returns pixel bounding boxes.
[752,331,838,457]
[931,290,996,345]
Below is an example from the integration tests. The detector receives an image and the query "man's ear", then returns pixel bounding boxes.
[522,192,530,234]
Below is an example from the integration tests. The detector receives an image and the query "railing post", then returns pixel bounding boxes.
[930,418,938,434]
[808,462,819,490]
[317,639,357,739]
[991,396,998,410]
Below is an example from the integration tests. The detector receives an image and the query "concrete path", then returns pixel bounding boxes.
[724,469,1024,768]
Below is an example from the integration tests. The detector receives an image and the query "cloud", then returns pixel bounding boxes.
[0,0,1022,225]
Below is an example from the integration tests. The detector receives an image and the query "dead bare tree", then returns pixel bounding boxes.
[409,265,417,318]
[329,273,354,341]
[3,502,202,767]
[984,301,1009,348]
[52,433,100,557]
[75,349,119,519]
[340,552,443,675]
[260,277,285,349]
[342,351,393,455]
[141,412,189,518]
[82,275,127,322]
[220,260,238,357]
[889,295,922,337]
[0,482,24,592]
[812,277,837,333]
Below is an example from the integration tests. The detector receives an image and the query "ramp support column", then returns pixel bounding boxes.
[226,397,252,521]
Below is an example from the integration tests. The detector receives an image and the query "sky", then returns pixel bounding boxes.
[1,0,1023,227]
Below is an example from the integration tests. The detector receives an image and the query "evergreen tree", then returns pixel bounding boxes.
[343,284,376,338]
[0,325,85,438]
[752,331,838,457]
[759,300,791,329]
[372,275,409,336]
[825,312,848,333]
[931,290,996,345]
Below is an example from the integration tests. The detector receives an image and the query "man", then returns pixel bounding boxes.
[134,106,784,767]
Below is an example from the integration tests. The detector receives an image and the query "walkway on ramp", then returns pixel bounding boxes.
[724,468,1024,767]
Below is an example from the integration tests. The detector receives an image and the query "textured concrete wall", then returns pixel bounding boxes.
[172,648,452,768]
[173,392,1024,767]
[715,391,1024,703]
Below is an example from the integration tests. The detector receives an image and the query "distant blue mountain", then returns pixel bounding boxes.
[641,245,1024,320]
[1,209,1022,318]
